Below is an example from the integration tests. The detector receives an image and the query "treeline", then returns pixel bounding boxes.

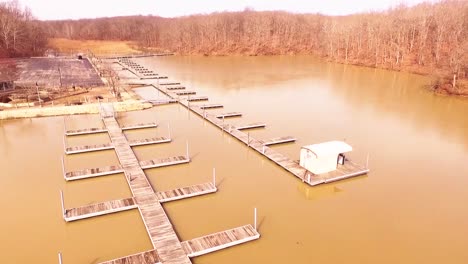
[0,0,47,57]
[43,1,467,88]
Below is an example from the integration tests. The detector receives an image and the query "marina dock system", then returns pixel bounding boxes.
[151,82,370,186]
[61,104,260,263]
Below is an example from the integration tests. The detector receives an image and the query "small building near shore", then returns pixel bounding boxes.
[299,141,352,174]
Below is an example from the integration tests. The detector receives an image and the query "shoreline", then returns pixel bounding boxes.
[0,100,152,120]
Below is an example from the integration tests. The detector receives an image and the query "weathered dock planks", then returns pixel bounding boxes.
[216,112,242,118]
[101,115,192,264]
[121,122,158,131]
[181,225,260,258]
[187,96,208,102]
[99,250,160,264]
[140,155,190,170]
[64,198,137,222]
[261,136,297,146]
[199,104,223,109]
[156,182,217,203]
[160,82,181,86]
[65,127,107,136]
[128,137,171,147]
[64,164,123,181]
[65,143,114,155]
[235,122,267,130]
[176,91,196,96]
[166,86,186,90]
[154,88,369,187]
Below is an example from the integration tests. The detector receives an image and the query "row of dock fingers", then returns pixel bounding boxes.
[60,109,260,264]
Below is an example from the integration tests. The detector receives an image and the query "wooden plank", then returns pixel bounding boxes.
[216,112,242,118]
[235,123,266,130]
[166,86,186,90]
[156,182,217,203]
[181,225,260,258]
[140,155,190,170]
[128,137,171,147]
[261,136,296,146]
[187,96,208,102]
[65,165,123,181]
[64,197,137,222]
[160,82,181,86]
[66,127,107,136]
[200,104,223,109]
[65,143,114,155]
[176,90,196,95]
[98,249,160,264]
[121,122,158,131]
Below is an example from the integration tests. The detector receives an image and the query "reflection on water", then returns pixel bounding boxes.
[0,56,467,264]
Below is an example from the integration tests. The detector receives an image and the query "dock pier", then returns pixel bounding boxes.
[152,84,369,186]
[61,103,260,263]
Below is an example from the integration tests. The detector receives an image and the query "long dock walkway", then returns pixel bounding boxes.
[102,115,193,264]
[156,86,369,186]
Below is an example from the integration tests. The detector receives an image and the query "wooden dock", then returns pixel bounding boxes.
[121,122,158,131]
[176,91,196,96]
[235,123,267,130]
[216,112,242,118]
[99,250,160,264]
[63,104,259,263]
[181,225,260,258]
[187,96,208,102]
[199,104,223,109]
[157,182,217,203]
[65,127,107,136]
[153,89,369,187]
[160,82,181,86]
[64,197,137,222]
[64,164,124,181]
[128,137,171,147]
[166,86,186,90]
[65,143,114,155]
[62,156,189,181]
[262,136,297,146]
[140,155,190,170]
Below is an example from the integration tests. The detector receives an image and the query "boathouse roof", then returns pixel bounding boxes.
[301,141,352,157]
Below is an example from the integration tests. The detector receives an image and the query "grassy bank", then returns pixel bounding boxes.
[48,38,141,56]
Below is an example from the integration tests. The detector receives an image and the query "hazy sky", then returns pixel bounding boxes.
[18,0,431,20]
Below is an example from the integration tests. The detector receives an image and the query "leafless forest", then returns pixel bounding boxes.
[1,0,467,93]
[0,0,47,57]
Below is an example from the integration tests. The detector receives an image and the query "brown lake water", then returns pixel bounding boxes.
[1,56,467,264]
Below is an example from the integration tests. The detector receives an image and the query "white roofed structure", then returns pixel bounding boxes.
[300,141,353,174]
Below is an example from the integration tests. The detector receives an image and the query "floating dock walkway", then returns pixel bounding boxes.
[153,85,369,186]
[61,104,260,263]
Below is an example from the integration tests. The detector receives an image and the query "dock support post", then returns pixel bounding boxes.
[247,132,250,147]
[58,252,63,264]
[222,116,225,131]
[186,141,189,160]
[366,153,369,169]
[203,108,206,119]
[254,208,257,231]
[60,190,65,217]
[61,156,65,180]
[213,168,216,187]
[308,174,311,184]
[262,145,265,154]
